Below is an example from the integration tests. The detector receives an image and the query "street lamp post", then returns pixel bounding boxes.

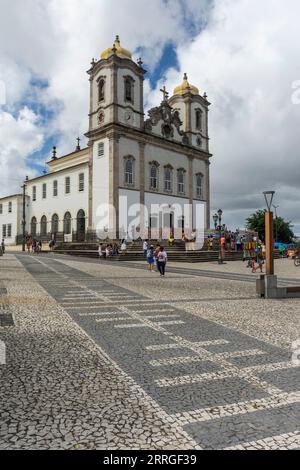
[213,214,218,231]
[273,204,279,243]
[263,191,275,276]
[217,209,223,264]
[21,176,28,252]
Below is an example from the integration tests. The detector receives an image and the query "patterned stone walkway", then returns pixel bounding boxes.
[12,254,300,450]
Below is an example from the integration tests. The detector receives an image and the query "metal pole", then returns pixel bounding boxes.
[218,214,223,264]
[265,210,274,275]
[273,205,279,242]
[218,225,222,264]
[22,182,26,252]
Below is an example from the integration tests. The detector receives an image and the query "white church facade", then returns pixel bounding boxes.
[0,36,212,245]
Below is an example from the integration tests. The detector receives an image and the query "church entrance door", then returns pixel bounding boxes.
[77,210,86,242]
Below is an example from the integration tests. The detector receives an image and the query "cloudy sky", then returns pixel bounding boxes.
[0,0,300,233]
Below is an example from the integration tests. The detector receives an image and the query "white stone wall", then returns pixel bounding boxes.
[117,68,142,129]
[192,159,207,200]
[145,192,191,239]
[191,101,207,134]
[0,196,22,245]
[117,68,140,106]
[144,144,189,196]
[119,188,140,237]
[172,102,186,131]
[147,118,183,143]
[91,66,112,130]
[193,199,207,232]
[26,165,89,235]
[118,137,140,189]
[92,137,110,231]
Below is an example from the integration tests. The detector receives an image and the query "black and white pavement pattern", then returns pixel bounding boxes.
[0,253,299,450]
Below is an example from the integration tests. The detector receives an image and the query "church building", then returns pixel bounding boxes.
[0,36,212,245]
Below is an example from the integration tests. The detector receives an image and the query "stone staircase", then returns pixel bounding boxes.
[53,240,245,263]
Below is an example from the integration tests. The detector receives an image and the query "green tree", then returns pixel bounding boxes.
[246,210,294,243]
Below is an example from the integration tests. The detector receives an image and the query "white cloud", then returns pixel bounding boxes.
[0,0,209,196]
[160,0,300,232]
[0,107,44,193]
[0,0,299,234]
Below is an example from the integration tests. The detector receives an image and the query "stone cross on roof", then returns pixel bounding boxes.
[160,85,169,102]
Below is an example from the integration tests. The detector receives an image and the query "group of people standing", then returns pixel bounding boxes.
[98,243,120,259]
[143,241,168,276]
[243,238,266,273]
[207,230,245,252]
[26,237,43,254]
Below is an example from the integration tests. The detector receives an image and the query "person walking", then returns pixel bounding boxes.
[143,240,148,257]
[121,239,127,253]
[157,246,168,276]
[257,252,264,273]
[1,239,5,255]
[154,243,161,271]
[250,256,256,273]
[101,243,107,259]
[147,245,155,272]
[261,243,266,260]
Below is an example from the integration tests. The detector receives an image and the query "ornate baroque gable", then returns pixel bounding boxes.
[145,100,188,143]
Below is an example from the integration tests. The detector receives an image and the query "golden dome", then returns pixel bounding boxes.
[173,73,199,96]
[101,35,132,60]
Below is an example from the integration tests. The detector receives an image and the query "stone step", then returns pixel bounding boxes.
[53,249,245,263]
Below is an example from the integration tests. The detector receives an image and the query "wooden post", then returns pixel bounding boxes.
[265,210,274,275]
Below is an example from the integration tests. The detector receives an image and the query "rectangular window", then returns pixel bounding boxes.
[164,168,172,192]
[65,176,70,194]
[0,204,2,214]
[178,172,185,194]
[196,174,203,199]
[165,179,171,192]
[8,202,12,213]
[42,183,47,199]
[79,173,84,192]
[7,224,12,238]
[53,180,58,197]
[2,225,6,238]
[32,186,36,201]
[150,165,158,190]
[178,182,185,194]
[98,142,104,158]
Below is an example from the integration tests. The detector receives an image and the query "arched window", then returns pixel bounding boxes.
[124,76,134,103]
[196,109,202,130]
[40,216,47,236]
[149,162,159,190]
[31,217,37,237]
[51,214,59,234]
[124,157,134,186]
[177,168,186,194]
[98,78,105,102]
[196,173,203,198]
[164,166,173,192]
[64,212,72,235]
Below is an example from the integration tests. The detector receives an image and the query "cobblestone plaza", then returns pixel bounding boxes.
[0,254,300,450]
